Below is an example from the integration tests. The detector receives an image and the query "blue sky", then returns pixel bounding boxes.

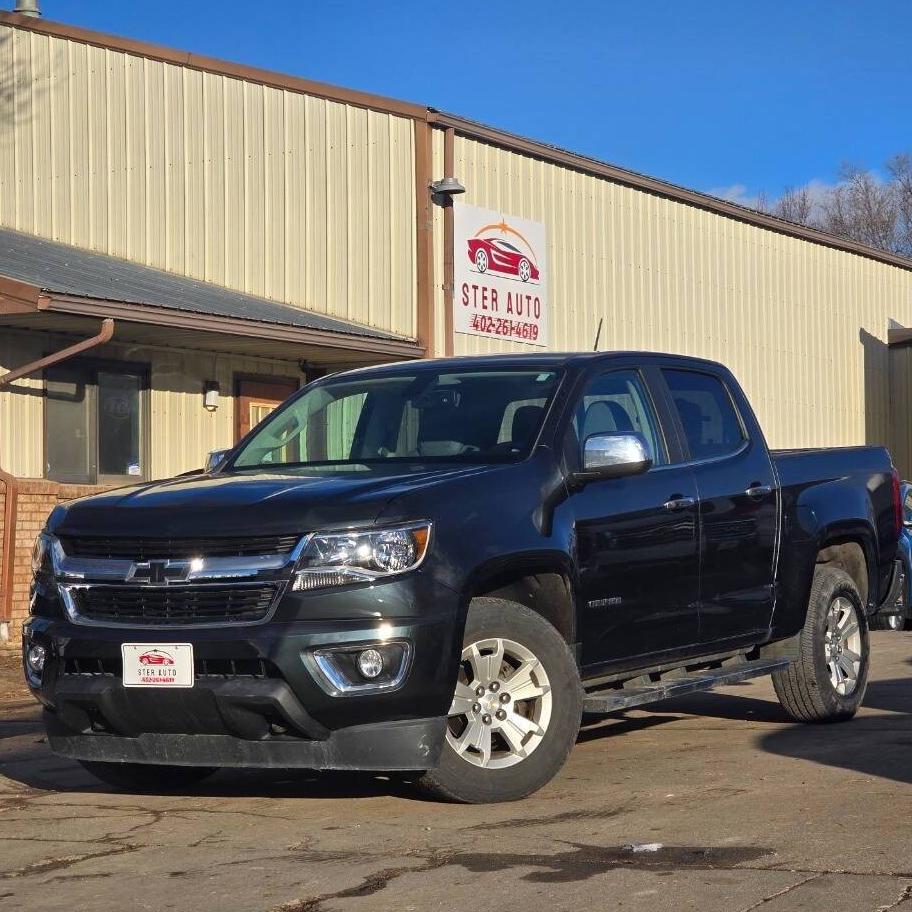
[39,1,912,203]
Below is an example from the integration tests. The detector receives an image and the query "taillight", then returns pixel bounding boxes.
[891,468,902,537]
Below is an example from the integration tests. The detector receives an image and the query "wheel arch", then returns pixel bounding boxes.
[816,534,873,608]
[465,555,577,650]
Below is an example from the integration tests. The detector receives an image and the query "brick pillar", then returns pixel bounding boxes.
[1,479,110,650]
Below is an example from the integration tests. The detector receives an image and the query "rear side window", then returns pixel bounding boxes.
[663,369,745,461]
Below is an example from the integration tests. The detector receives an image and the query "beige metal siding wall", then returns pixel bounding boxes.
[0,328,298,479]
[149,346,299,477]
[0,330,43,476]
[435,134,912,451]
[890,345,912,477]
[0,24,417,337]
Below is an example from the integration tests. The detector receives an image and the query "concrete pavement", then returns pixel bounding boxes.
[3,633,912,912]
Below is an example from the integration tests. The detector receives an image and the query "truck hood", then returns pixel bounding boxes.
[48,465,498,539]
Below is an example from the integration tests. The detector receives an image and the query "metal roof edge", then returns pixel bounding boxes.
[41,293,424,358]
[3,12,910,275]
[429,110,912,274]
[0,11,427,121]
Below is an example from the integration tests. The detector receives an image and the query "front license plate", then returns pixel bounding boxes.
[121,643,194,688]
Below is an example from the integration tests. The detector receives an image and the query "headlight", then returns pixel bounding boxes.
[291,522,431,591]
[31,532,57,577]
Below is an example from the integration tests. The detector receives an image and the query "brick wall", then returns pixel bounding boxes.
[1,478,109,649]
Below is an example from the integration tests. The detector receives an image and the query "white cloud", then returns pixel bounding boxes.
[706,183,761,208]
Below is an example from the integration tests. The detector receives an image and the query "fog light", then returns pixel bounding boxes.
[357,648,384,679]
[27,644,46,674]
[309,640,411,695]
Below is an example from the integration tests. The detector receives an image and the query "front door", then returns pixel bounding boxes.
[569,368,702,669]
[660,367,778,643]
[235,376,300,443]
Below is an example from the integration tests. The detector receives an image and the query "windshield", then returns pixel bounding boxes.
[231,368,561,470]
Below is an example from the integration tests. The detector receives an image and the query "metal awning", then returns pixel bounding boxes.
[0,227,422,364]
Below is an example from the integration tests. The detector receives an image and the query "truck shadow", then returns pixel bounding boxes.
[5,676,912,798]
[579,674,912,787]
[756,674,912,786]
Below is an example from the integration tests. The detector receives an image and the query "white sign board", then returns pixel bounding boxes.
[453,203,548,347]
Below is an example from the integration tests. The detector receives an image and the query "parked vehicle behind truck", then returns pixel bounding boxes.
[869,479,912,631]
[24,352,903,802]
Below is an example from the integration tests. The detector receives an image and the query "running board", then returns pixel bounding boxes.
[581,658,792,714]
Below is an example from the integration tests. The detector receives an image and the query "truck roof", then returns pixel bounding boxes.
[331,350,729,379]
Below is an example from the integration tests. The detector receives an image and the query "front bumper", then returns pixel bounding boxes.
[44,711,445,770]
[23,576,461,771]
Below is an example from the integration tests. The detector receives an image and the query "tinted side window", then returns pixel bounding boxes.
[663,369,745,461]
[572,369,667,466]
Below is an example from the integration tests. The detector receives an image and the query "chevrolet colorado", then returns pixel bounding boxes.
[23,352,903,802]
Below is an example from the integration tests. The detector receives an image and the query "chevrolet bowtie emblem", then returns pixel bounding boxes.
[126,559,193,586]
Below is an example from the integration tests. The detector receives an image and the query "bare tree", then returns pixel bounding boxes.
[770,186,815,225]
[887,153,912,257]
[818,164,896,251]
[759,153,912,257]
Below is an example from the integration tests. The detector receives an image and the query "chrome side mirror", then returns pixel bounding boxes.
[205,448,230,473]
[578,433,652,481]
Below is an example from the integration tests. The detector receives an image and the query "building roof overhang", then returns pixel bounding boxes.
[0,228,423,364]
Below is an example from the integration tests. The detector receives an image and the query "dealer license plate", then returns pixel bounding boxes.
[121,643,194,688]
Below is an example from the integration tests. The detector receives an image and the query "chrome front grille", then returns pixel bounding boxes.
[59,535,301,560]
[52,533,307,627]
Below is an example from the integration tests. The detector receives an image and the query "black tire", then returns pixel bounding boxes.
[79,760,218,792]
[869,611,908,631]
[418,598,582,803]
[772,566,869,723]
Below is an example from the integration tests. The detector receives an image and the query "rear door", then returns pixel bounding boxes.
[568,366,701,668]
[659,366,778,643]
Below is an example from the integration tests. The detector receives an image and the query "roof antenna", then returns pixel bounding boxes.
[592,317,603,351]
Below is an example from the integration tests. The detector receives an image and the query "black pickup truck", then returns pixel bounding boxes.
[23,352,903,802]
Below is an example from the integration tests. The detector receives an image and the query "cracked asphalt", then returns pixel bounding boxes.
[3,632,912,912]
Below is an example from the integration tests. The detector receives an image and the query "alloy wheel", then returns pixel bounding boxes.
[446,637,552,769]
[824,596,863,696]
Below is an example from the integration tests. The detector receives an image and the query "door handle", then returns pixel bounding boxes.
[745,484,773,500]
[663,496,696,511]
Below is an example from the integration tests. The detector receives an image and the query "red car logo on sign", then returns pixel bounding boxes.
[467,221,540,283]
[138,649,175,666]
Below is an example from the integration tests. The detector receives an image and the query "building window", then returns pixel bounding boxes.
[45,361,148,484]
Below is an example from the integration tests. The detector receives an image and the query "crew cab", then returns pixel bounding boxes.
[23,353,902,802]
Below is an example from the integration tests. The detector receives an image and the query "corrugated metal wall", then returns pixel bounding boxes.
[890,345,912,477]
[435,135,912,453]
[0,24,417,337]
[4,15,912,471]
[0,330,43,476]
[0,329,298,478]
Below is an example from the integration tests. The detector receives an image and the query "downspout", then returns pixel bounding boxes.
[442,126,455,356]
[0,318,114,638]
